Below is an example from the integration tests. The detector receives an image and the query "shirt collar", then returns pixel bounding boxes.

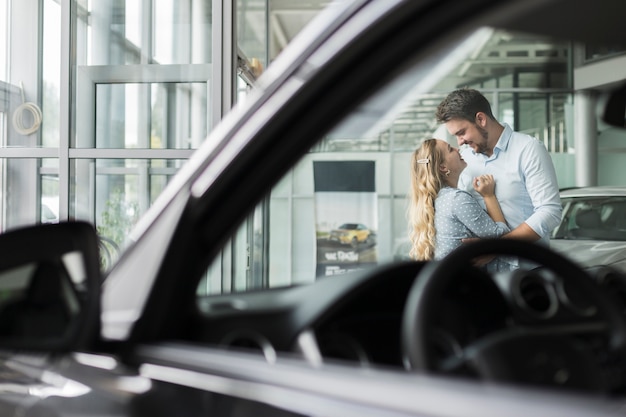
[494,123,513,152]
[465,123,512,157]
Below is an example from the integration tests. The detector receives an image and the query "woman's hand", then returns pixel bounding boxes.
[473,174,496,197]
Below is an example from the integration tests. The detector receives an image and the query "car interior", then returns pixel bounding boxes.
[549,193,626,238]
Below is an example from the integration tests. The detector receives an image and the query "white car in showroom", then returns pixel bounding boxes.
[551,186,626,274]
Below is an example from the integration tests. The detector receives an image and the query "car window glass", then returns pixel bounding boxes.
[553,197,626,241]
[196,24,626,299]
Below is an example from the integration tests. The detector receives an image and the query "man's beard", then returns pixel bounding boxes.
[474,124,490,154]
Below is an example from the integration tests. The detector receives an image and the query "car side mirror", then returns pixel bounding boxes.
[0,222,101,352]
[599,83,626,128]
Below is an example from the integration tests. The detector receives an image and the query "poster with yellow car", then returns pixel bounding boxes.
[313,161,378,277]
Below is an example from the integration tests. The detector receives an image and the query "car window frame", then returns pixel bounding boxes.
[121,0,598,345]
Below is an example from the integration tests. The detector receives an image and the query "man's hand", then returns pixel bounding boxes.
[461,237,495,266]
[461,237,479,244]
[471,254,496,266]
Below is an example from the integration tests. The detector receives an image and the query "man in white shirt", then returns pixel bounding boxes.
[435,88,562,261]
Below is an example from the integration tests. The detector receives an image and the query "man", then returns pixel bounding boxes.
[435,88,562,256]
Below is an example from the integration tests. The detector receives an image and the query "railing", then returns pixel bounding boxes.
[522,120,568,153]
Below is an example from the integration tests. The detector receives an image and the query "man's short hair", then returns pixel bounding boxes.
[435,88,496,123]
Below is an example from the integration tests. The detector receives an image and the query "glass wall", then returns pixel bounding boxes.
[0,0,275,270]
[74,1,212,152]
[71,0,214,253]
[0,0,220,264]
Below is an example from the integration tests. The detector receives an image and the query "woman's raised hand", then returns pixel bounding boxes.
[473,174,496,197]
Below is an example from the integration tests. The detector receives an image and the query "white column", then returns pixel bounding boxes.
[574,91,598,186]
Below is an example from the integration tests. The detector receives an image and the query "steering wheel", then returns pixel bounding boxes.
[401,239,626,391]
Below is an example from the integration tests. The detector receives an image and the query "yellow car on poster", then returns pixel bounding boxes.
[329,223,374,248]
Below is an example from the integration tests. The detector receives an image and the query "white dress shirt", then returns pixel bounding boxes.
[458,123,563,249]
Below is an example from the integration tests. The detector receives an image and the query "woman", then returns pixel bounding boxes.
[408,138,511,270]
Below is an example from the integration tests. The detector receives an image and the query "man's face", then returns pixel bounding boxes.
[445,117,489,154]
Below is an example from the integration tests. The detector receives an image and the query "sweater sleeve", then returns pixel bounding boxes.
[451,190,510,238]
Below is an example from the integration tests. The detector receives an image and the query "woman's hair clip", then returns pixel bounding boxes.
[416,158,430,165]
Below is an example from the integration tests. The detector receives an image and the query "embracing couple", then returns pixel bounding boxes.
[408,88,563,271]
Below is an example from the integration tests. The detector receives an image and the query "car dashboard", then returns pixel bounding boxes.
[193,260,626,395]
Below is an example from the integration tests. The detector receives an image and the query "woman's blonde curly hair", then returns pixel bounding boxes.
[408,139,447,260]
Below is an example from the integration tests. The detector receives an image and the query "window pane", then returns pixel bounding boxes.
[70,158,186,252]
[238,0,267,70]
[41,173,59,224]
[498,92,571,152]
[82,0,212,66]
[0,158,58,231]
[42,0,61,148]
[91,83,207,149]
[0,1,7,81]
[154,0,213,65]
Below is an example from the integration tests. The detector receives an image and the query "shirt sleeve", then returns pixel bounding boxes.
[451,190,510,238]
[519,139,563,238]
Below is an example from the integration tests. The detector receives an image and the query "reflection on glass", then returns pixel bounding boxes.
[62,251,88,285]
